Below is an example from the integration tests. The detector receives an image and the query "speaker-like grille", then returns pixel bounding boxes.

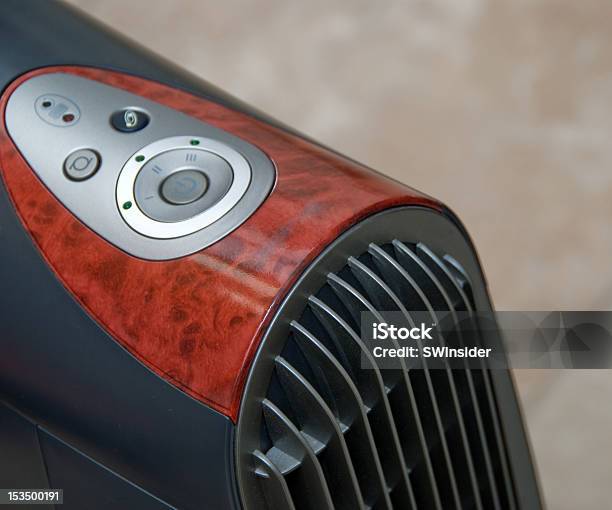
[245,241,517,510]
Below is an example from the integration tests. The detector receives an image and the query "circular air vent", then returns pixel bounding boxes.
[236,208,518,510]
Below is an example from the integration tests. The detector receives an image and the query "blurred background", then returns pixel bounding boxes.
[66,1,612,507]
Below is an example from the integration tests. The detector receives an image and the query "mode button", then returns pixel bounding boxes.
[63,149,101,181]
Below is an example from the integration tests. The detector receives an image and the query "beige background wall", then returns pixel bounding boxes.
[66,1,612,507]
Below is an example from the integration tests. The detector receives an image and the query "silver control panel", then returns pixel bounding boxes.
[5,73,276,260]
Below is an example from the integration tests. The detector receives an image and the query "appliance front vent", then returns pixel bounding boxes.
[240,240,517,510]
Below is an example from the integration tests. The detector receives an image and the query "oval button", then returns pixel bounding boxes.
[110,108,150,133]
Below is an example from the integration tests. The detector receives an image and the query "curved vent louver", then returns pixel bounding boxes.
[249,241,517,510]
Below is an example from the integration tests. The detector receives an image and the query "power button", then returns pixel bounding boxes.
[64,149,101,181]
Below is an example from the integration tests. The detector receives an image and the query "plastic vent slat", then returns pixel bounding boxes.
[261,399,335,510]
[347,256,463,510]
[416,243,516,510]
[253,450,297,510]
[398,240,502,510]
[290,321,392,510]
[326,272,443,510]
[308,296,417,510]
[274,356,365,510]
[390,241,448,311]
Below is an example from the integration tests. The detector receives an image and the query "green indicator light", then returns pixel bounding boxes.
[135,155,145,162]
[190,139,200,146]
[122,201,133,210]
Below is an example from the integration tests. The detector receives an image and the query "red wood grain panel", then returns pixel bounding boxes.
[0,66,441,421]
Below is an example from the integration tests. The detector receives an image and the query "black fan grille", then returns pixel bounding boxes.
[239,237,519,510]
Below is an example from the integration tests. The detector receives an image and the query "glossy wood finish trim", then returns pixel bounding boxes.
[0,66,441,421]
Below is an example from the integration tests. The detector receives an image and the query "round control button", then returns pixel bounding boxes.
[116,136,258,240]
[134,148,234,223]
[111,108,150,132]
[64,149,101,181]
[161,170,208,205]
